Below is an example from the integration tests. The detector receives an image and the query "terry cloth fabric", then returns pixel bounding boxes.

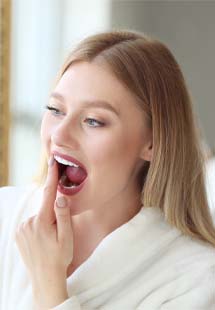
[0,184,214,310]
[205,157,215,220]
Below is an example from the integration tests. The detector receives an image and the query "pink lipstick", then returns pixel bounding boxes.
[52,151,88,196]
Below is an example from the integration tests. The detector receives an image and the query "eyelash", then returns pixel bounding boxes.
[45,105,105,128]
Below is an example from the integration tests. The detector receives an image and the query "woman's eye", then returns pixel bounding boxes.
[45,106,104,127]
[45,105,63,116]
[84,118,105,127]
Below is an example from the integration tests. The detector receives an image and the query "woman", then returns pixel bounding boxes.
[0,30,215,310]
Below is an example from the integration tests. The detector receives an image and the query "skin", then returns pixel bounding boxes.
[15,61,153,308]
[15,160,71,309]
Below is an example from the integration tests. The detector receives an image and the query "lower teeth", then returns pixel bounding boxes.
[60,174,79,188]
[65,185,77,189]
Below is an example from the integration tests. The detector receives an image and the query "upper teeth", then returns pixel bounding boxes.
[54,155,79,168]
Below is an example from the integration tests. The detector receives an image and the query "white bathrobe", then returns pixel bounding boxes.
[206,158,215,217]
[0,184,214,310]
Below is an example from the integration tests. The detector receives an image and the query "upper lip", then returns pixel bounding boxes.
[52,150,87,173]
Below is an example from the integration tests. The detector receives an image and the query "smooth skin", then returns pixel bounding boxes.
[15,61,153,309]
[15,158,72,309]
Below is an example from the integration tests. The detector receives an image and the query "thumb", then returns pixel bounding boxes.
[54,196,73,242]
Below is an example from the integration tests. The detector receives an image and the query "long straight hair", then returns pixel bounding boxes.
[35,30,215,247]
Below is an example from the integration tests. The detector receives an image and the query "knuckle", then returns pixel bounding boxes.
[34,216,45,231]
[23,219,30,229]
[29,215,36,222]
[17,216,35,233]
[36,214,46,224]
[43,184,51,195]
[57,213,69,222]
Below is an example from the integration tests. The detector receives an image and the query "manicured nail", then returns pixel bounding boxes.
[56,196,67,208]
[48,156,55,167]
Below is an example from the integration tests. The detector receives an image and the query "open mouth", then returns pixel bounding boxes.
[54,154,88,195]
[58,163,82,188]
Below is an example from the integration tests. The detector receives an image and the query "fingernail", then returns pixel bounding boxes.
[56,196,67,208]
[48,156,55,167]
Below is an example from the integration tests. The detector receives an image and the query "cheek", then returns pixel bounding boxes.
[86,129,135,165]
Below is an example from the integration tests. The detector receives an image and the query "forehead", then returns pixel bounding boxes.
[54,62,142,114]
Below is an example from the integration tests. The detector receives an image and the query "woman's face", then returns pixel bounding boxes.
[41,61,152,213]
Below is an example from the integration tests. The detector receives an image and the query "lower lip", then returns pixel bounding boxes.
[57,178,87,196]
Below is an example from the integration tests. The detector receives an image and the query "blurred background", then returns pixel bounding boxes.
[0,0,215,186]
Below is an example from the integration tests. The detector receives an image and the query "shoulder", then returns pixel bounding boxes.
[144,207,215,271]
[161,226,215,306]
[0,183,41,219]
[172,234,215,271]
[0,185,27,199]
[128,206,215,268]
[160,210,215,268]
[206,157,215,177]
[149,211,215,308]
[123,207,215,308]
[158,252,215,309]
[205,158,215,217]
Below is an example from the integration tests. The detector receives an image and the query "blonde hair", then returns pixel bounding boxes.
[35,30,215,247]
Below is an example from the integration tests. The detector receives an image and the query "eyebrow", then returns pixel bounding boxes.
[50,92,120,116]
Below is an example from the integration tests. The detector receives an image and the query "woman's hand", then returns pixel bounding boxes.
[15,156,73,309]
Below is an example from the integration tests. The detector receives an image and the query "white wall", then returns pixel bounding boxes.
[9,0,215,185]
[9,0,111,185]
[111,0,215,152]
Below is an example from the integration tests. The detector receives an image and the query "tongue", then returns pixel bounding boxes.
[65,166,87,184]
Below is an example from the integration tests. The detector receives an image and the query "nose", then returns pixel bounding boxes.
[51,116,80,150]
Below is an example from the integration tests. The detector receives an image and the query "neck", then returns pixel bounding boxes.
[67,191,142,276]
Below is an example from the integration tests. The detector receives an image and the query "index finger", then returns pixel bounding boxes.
[37,156,59,223]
